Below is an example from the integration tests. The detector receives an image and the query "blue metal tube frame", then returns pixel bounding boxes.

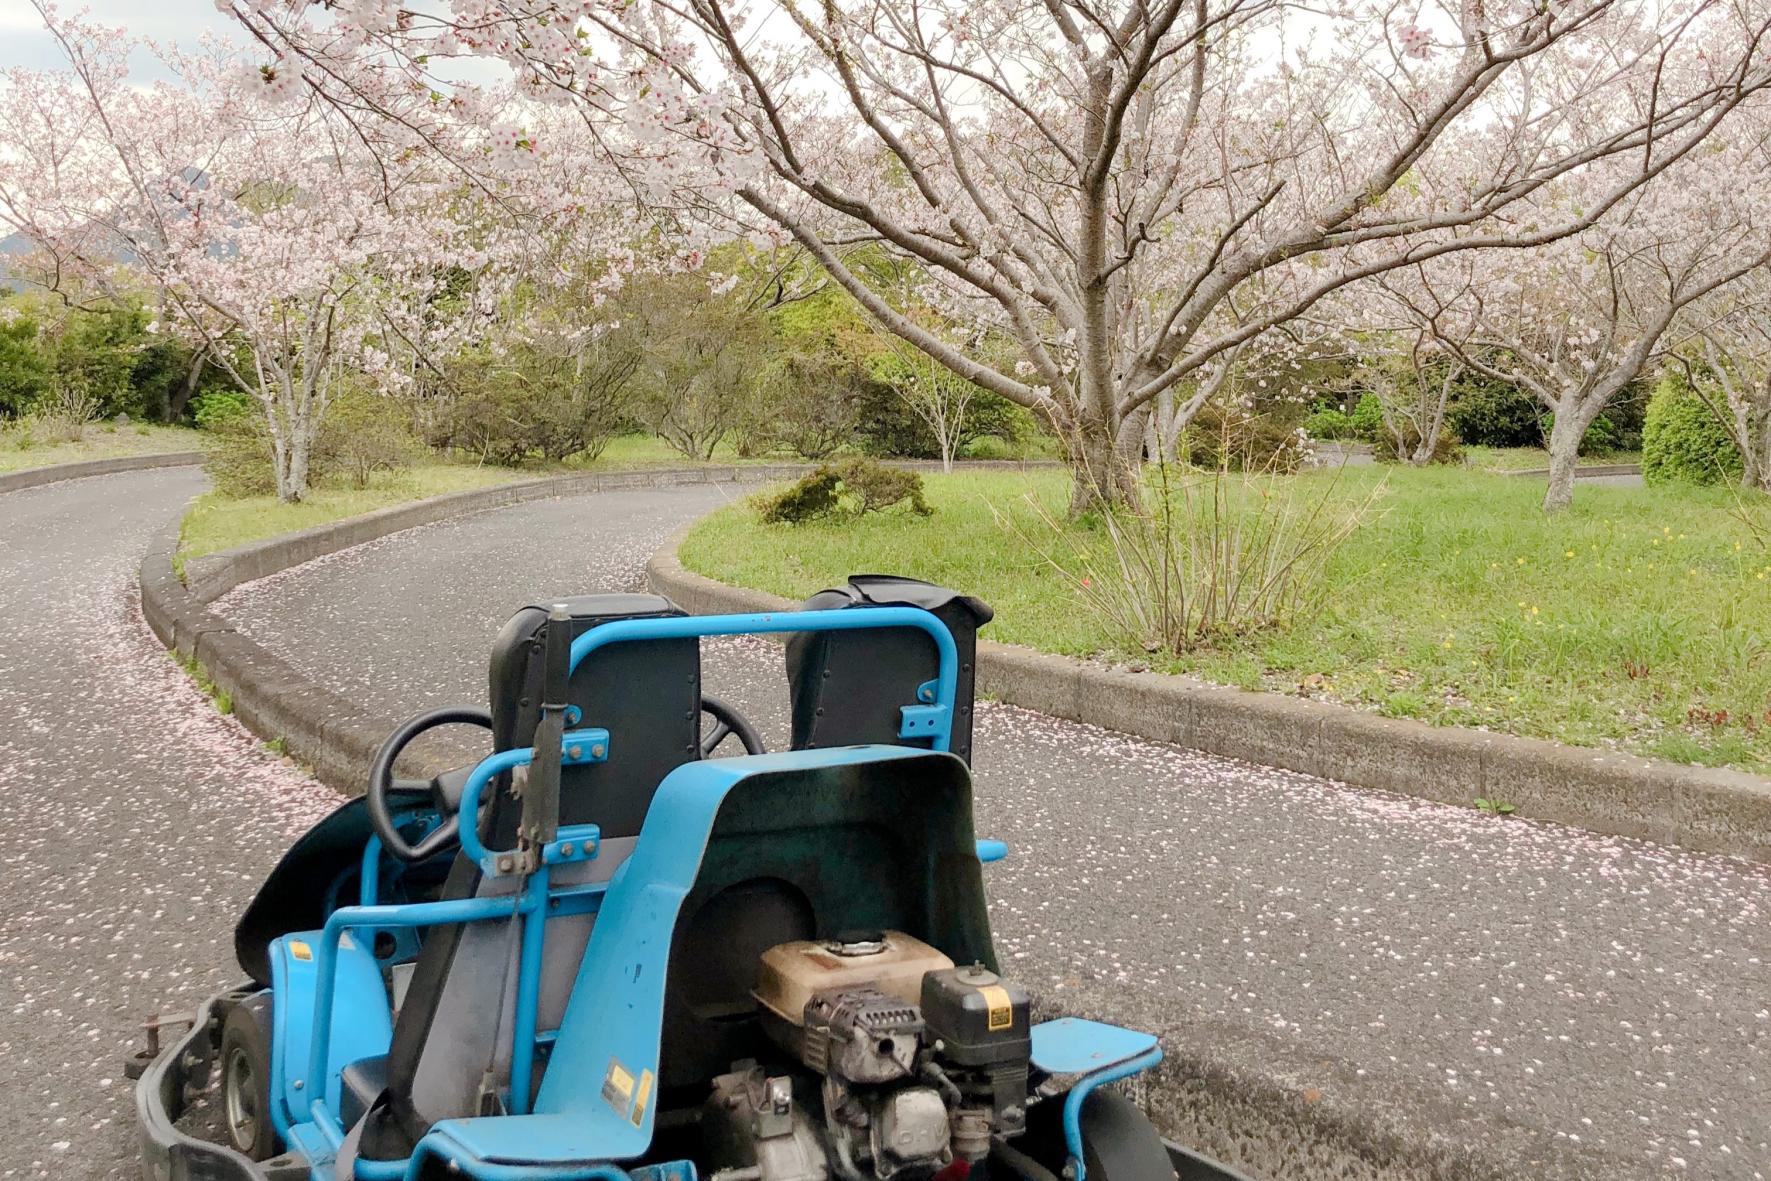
[507,868,552,1116]
[456,748,535,873]
[359,835,383,907]
[1059,1044,1165,1181]
[567,608,960,751]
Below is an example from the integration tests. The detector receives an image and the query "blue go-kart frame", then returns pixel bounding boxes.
[134,607,1249,1181]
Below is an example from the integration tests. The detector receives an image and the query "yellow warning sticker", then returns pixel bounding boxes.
[289,941,312,962]
[978,984,1014,1031]
[602,1059,635,1115]
[629,1068,654,1128]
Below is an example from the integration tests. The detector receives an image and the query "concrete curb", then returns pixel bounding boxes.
[648,522,1771,865]
[1500,462,1642,479]
[0,449,205,495]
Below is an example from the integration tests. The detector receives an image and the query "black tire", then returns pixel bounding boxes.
[1016,1090,1175,1181]
[219,997,278,1161]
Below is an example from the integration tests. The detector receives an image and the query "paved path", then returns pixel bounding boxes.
[0,470,338,1180]
[3,474,1767,1179]
[215,486,1771,1181]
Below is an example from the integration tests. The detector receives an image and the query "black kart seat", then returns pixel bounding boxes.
[358,594,701,1161]
[786,575,992,763]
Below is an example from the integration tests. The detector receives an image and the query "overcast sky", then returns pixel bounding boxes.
[0,1,244,78]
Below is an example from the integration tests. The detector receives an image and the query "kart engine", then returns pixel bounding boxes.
[703,932,1032,1181]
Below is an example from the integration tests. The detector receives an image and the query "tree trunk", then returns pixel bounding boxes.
[1066,418,1142,516]
[167,349,206,423]
[1542,403,1589,513]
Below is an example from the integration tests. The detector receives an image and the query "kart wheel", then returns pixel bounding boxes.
[220,999,277,1161]
[1016,1090,1175,1181]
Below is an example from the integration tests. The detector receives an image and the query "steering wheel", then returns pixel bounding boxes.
[700,694,765,758]
[367,706,494,864]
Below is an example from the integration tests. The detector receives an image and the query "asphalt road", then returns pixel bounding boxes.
[0,470,339,1180]
[217,484,1771,1180]
[2,473,1767,1180]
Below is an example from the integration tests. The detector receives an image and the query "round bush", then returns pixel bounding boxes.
[1447,376,1543,447]
[1302,406,1354,441]
[1642,372,1741,486]
[1348,392,1384,442]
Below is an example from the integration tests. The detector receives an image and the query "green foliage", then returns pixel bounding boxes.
[1179,402,1312,473]
[627,274,775,461]
[1374,424,1463,465]
[439,329,639,466]
[756,458,932,524]
[1474,797,1518,816]
[1302,405,1355,441]
[1446,374,1543,448]
[1642,370,1741,486]
[743,347,869,460]
[315,386,422,487]
[0,295,206,423]
[757,467,841,523]
[1348,392,1385,442]
[192,388,254,430]
[0,311,47,417]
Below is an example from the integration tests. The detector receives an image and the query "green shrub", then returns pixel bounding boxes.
[757,468,842,523]
[315,387,422,488]
[1582,412,1623,456]
[1447,375,1543,447]
[192,388,254,430]
[1348,392,1385,442]
[1179,403,1311,473]
[756,458,932,524]
[1642,371,1741,486]
[0,311,46,418]
[1303,405,1355,441]
[1374,425,1463,465]
[203,410,277,497]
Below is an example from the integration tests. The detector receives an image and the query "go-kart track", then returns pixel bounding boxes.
[3,467,1771,1181]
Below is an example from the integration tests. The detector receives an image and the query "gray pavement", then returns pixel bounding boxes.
[3,473,1767,1180]
[214,485,1771,1180]
[0,470,339,1180]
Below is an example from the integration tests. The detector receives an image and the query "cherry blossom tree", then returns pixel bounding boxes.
[1390,136,1771,510]
[1688,275,1771,491]
[0,10,555,500]
[226,0,1771,511]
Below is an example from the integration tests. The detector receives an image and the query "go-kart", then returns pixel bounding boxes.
[132,577,1249,1181]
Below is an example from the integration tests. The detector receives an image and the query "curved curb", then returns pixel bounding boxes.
[1502,462,1642,479]
[0,449,205,495]
[648,521,1771,865]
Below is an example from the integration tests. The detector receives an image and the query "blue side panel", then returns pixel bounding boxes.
[1029,1017,1159,1076]
[437,746,938,1165]
[268,930,393,1128]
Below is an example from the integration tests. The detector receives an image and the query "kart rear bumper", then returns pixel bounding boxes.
[135,986,299,1181]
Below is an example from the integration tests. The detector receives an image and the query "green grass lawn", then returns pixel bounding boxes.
[172,435,817,572]
[177,464,536,569]
[682,466,1771,772]
[0,422,204,474]
[1462,445,1642,472]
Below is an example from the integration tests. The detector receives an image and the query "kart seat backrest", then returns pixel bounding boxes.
[786,576,992,764]
[358,594,701,1161]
